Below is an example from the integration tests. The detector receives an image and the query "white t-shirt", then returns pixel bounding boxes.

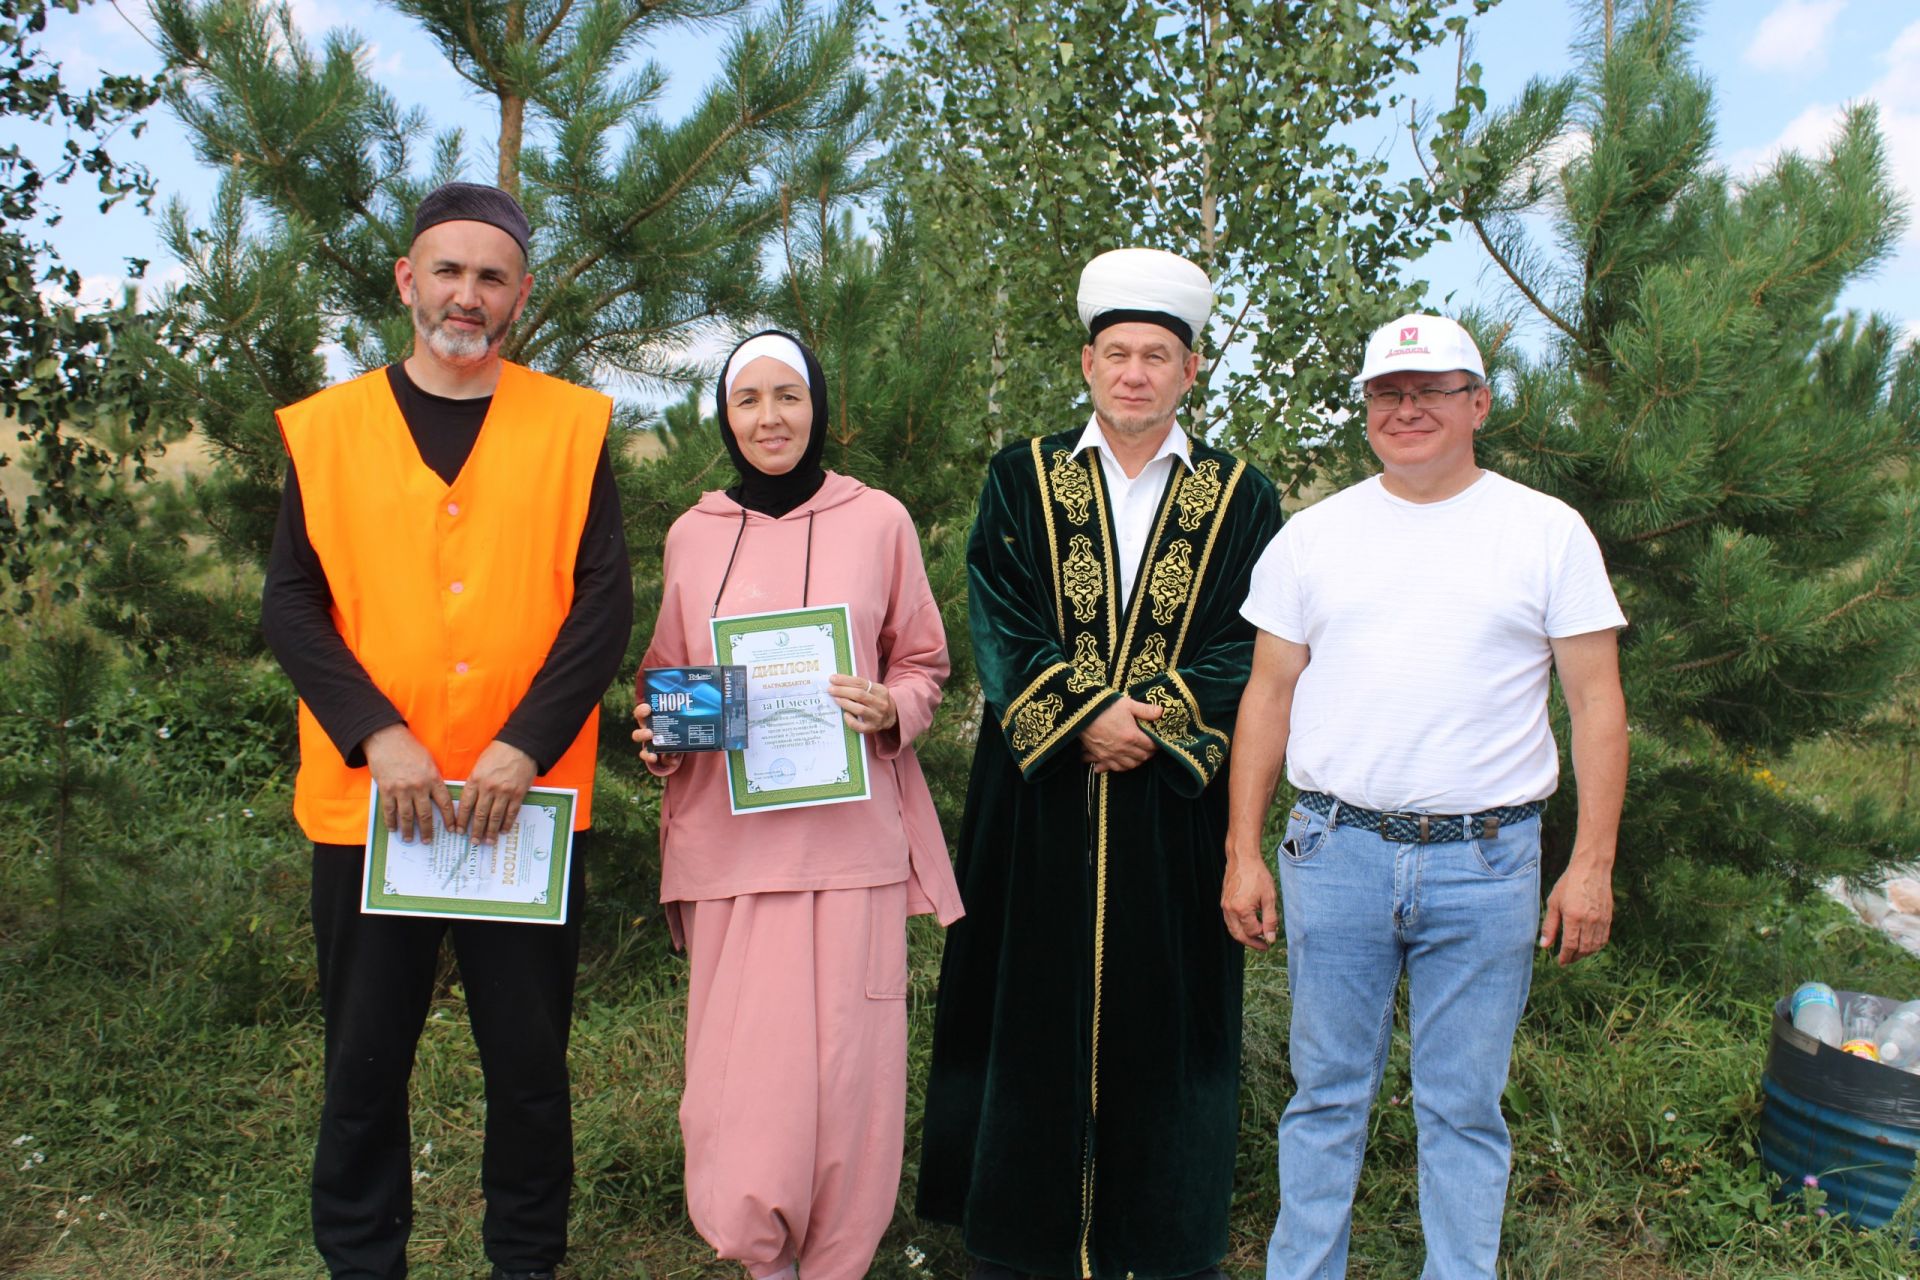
[1240,471,1626,812]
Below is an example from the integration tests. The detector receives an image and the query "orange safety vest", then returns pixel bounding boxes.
[276,361,612,844]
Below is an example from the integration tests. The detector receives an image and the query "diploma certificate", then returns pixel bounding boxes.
[711,604,870,814]
[362,782,576,923]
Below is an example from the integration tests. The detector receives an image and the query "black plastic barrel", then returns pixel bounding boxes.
[1759,993,1920,1229]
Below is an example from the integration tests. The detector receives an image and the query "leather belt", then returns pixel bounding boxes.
[1298,790,1543,844]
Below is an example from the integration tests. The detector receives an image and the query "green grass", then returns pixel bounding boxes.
[7,671,1920,1277]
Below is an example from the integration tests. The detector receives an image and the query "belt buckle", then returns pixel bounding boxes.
[1377,811,1431,843]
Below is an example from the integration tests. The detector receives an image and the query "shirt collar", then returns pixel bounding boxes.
[1072,414,1194,473]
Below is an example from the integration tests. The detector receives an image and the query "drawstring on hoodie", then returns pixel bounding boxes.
[710,507,815,617]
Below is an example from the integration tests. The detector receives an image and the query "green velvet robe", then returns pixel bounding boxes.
[918,427,1282,1280]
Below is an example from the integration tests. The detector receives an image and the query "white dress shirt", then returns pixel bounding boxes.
[1071,415,1193,604]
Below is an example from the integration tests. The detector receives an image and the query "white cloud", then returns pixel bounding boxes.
[1728,21,1920,245]
[36,262,188,311]
[1745,0,1848,74]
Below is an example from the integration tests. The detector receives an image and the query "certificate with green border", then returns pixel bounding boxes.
[362,782,576,923]
[711,603,870,814]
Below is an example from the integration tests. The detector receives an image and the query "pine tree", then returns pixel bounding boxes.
[86,0,882,651]
[1437,0,1920,932]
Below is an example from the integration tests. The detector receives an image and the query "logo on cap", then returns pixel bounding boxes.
[1399,326,1419,345]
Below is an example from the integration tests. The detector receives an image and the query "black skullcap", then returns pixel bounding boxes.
[411,182,531,255]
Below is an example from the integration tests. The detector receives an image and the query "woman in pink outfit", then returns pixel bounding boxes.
[633,330,963,1280]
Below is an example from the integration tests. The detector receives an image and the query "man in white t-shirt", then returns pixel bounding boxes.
[1223,314,1628,1280]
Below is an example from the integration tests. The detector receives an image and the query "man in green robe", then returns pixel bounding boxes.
[918,248,1282,1280]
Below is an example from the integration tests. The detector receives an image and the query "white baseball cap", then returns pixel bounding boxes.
[1354,313,1485,389]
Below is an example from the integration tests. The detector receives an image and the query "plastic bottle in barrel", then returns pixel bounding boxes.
[1876,1001,1920,1069]
[1790,981,1844,1048]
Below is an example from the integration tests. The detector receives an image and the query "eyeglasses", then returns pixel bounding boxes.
[1362,385,1478,411]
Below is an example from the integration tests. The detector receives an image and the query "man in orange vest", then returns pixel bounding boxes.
[262,182,631,1280]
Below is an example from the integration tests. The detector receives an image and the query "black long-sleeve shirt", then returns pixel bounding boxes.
[261,363,633,773]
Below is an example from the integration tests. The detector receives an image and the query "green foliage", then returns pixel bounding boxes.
[887,0,1496,488]
[0,0,164,608]
[100,0,884,654]
[1433,0,1920,913]
[8,742,1920,1278]
[0,621,137,928]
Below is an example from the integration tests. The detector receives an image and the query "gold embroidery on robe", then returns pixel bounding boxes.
[1063,534,1102,624]
[1205,743,1224,772]
[1147,539,1195,626]
[1067,632,1108,693]
[1050,449,1094,526]
[1126,633,1168,686]
[1175,459,1223,532]
[1146,684,1193,741]
[1011,693,1065,753]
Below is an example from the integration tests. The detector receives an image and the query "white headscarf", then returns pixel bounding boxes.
[723,333,811,396]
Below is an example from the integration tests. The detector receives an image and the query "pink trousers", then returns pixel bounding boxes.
[680,882,910,1280]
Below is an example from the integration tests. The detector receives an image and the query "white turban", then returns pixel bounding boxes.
[1077,248,1213,349]
[724,333,811,396]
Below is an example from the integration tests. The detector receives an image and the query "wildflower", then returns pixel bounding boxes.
[419,1141,433,1157]
[9,1134,30,1147]
[1803,1174,1820,1189]
[242,808,255,819]
[1663,1109,1677,1123]
[412,1169,430,1184]
[78,1195,92,1203]
[156,725,171,740]
[96,1212,105,1221]
[904,1244,927,1269]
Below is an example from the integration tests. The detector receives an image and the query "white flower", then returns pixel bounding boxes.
[904,1244,927,1268]
[9,1134,30,1147]
[1663,1109,1677,1123]
[242,808,254,819]
[55,1209,67,1220]
[419,1142,433,1157]
[32,1151,43,1164]
[156,725,171,740]
[78,1195,92,1204]
[411,1169,429,1183]
[96,1212,105,1221]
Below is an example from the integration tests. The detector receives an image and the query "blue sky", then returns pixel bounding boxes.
[11,0,1920,377]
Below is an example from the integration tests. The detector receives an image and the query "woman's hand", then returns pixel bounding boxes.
[632,702,670,768]
[828,674,897,735]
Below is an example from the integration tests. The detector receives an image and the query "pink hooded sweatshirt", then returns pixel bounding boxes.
[639,472,963,925]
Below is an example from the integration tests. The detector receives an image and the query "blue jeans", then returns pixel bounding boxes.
[1265,803,1540,1280]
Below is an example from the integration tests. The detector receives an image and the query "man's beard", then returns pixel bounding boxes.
[1090,384,1175,437]
[414,297,513,364]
